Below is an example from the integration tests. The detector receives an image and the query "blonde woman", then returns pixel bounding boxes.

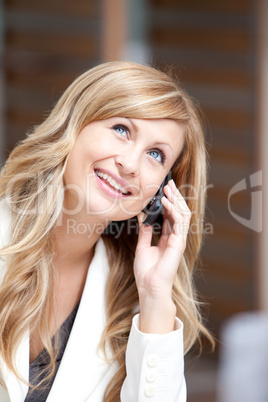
[0,61,212,401]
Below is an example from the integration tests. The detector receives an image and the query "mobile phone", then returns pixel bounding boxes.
[142,172,171,226]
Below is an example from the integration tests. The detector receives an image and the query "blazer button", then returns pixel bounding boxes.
[147,354,159,367]
[145,384,156,397]
[146,370,157,382]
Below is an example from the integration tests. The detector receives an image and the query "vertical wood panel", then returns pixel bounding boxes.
[257,0,268,312]
[101,0,127,61]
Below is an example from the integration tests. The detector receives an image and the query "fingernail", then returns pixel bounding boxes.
[137,212,145,226]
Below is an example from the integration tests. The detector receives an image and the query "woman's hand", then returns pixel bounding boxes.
[135,179,191,333]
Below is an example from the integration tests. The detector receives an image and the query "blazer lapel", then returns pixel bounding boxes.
[47,237,116,401]
[0,199,115,401]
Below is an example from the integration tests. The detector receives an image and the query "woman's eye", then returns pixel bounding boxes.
[149,149,166,164]
[112,124,129,138]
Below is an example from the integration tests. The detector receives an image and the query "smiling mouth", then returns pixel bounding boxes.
[95,169,131,195]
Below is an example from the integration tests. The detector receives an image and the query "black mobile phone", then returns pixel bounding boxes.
[142,172,171,226]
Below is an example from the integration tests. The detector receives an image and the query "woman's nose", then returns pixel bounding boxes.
[115,152,140,177]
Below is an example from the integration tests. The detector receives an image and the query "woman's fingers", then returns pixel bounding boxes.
[162,180,191,240]
[136,179,191,254]
[167,180,191,214]
[136,217,153,254]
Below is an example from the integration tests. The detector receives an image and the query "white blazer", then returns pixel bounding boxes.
[0,199,186,401]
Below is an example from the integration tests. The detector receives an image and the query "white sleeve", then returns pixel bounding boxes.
[120,314,186,402]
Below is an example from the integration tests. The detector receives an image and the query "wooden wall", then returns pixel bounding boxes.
[3,0,102,154]
[148,0,258,343]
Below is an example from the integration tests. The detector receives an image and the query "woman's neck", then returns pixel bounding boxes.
[53,211,109,271]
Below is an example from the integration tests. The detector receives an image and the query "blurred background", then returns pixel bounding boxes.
[0,1,267,401]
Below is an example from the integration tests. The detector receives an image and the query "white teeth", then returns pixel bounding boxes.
[111,179,117,188]
[96,170,128,194]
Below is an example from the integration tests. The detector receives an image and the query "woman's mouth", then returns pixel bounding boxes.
[94,169,132,197]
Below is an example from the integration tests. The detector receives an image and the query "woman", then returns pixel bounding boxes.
[0,61,212,401]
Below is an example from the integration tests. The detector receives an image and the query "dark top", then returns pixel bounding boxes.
[24,304,79,402]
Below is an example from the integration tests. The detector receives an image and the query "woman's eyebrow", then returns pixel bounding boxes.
[127,118,138,132]
[153,141,173,152]
[128,119,172,147]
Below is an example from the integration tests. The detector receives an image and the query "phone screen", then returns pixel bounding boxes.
[142,172,171,226]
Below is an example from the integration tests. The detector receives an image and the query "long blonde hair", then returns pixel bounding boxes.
[0,61,212,401]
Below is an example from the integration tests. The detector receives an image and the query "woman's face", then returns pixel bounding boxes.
[63,117,184,222]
